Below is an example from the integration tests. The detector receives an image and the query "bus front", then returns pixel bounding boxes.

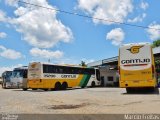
[119,43,157,92]
[2,71,12,88]
[11,67,28,88]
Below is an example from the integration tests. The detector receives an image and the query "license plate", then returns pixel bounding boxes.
[133,80,139,83]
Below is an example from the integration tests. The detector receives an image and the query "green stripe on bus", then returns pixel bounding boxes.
[79,75,87,87]
[83,75,91,87]
[79,74,91,87]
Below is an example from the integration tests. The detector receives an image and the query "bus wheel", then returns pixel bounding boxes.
[50,88,54,91]
[62,82,68,90]
[148,87,159,94]
[126,88,133,94]
[2,83,6,89]
[154,88,159,94]
[55,82,61,90]
[91,81,96,88]
[23,88,28,91]
[43,89,48,91]
[32,88,37,90]
[81,86,85,88]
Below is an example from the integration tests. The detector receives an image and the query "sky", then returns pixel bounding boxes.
[0,0,160,75]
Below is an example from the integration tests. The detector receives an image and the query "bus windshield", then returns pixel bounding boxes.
[12,70,27,78]
[12,70,23,78]
[2,71,12,82]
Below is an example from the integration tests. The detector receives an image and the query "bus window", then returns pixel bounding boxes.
[23,70,27,78]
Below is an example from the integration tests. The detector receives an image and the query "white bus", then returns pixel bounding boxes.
[27,62,101,90]
[119,43,157,93]
[1,71,13,88]
[10,66,28,89]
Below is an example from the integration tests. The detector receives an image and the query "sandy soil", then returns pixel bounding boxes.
[0,87,160,114]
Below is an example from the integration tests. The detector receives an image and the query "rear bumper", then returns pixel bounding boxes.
[120,79,157,88]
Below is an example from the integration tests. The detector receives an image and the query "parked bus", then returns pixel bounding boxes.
[27,62,101,90]
[118,43,157,93]
[1,71,12,88]
[10,66,28,90]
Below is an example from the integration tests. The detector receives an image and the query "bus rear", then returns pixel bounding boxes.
[119,43,157,92]
[27,62,42,89]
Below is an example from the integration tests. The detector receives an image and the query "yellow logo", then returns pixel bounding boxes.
[31,64,36,68]
[127,45,143,54]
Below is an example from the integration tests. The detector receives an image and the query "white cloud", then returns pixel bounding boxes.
[52,57,95,65]
[0,10,7,22]
[127,13,146,23]
[77,0,133,25]
[0,64,23,77]
[0,46,6,50]
[14,7,28,16]
[0,32,7,39]
[106,28,125,46]
[0,45,23,59]
[5,0,19,7]
[8,0,73,48]
[147,22,160,40]
[30,48,63,59]
[140,1,149,10]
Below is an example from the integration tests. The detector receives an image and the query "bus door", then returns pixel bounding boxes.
[96,69,100,81]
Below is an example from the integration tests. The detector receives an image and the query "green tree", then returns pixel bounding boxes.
[152,40,160,72]
[79,61,87,67]
[152,39,160,48]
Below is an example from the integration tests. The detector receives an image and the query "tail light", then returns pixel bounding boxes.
[152,65,155,79]
[147,80,152,82]
[118,66,120,74]
[152,65,155,74]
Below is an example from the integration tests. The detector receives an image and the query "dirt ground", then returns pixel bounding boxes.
[0,86,160,114]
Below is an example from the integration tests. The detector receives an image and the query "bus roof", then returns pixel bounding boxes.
[2,71,12,74]
[14,66,28,70]
[29,62,89,68]
[121,42,150,47]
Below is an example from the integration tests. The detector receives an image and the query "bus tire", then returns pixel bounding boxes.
[81,85,86,88]
[126,88,133,94]
[43,89,48,91]
[23,88,28,91]
[50,88,54,91]
[2,83,6,89]
[154,88,159,94]
[91,81,96,88]
[55,82,61,90]
[32,88,37,90]
[62,82,68,90]
[148,87,159,94]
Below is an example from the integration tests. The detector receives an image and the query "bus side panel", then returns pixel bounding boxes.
[28,74,84,89]
[45,74,84,88]
[86,75,99,87]
[79,74,91,87]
